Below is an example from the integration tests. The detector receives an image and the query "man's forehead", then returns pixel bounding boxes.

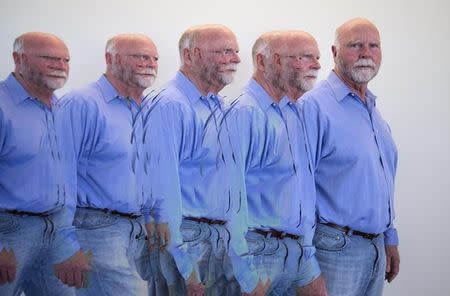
[202,30,237,45]
[342,25,380,42]
[28,40,69,57]
[117,38,157,53]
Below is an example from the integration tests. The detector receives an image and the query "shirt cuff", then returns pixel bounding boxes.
[384,227,399,245]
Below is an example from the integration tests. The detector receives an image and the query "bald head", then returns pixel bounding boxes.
[178,24,240,94]
[106,34,156,55]
[13,32,68,55]
[13,32,70,94]
[281,31,321,98]
[332,18,382,85]
[105,33,158,90]
[178,24,238,64]
[334,18,380,48]
[251,31,285,68]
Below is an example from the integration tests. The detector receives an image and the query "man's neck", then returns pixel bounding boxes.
[180,68,221,96]
[334,69,368,103]
[253,72,284,103]
[286,86,305,102]
[13,72,53,107]
[105,73,143,105]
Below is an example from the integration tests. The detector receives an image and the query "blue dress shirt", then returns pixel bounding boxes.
[62,75,156,222]
[143,71,255,291]
[0,73,79,259]
[229,79,316,236]
[299,71,399,245]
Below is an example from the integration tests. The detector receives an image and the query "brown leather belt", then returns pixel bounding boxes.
[325,223,379,240]
[184,216,226,225]
[250,228,300,240]
[79,207,142,219]
[5,209,51,217]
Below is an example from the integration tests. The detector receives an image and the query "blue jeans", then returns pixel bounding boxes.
[313,223,386,296]
[160,219,240,296]
[0,211,75,296]
[74,208,150,295]
[246,230,321,296]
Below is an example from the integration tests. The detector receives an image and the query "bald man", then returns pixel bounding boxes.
[143,24,259,295]
[228,31,327,296]
[300,18,400,296]
[0,32,89,295]
[62,34,164,295]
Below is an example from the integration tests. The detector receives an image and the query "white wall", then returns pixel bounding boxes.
[1,0,449,294]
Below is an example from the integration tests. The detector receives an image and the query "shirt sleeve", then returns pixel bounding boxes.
[298,96,328,172]
[384,226,399,245]
[226,105,270,292]
[142,98,196,281]
[0,107,5,251]
[49,98,83,263]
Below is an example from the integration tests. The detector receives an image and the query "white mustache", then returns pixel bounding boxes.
[353,59,376,68]
[49,71,67,78]
[304,70,319,78]
[136,69,157,76]
[223,64,238,71]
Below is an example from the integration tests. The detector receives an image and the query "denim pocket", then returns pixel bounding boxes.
[181,221,211,243]
[0,214,21,235]
[73,212,119,229]
[246,237,266,256]
[313,227,347,251]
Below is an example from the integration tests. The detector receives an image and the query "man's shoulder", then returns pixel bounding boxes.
[302,79,335,104]
[0,80,12,107]
[60,81,103,108]
[233,92,262,111]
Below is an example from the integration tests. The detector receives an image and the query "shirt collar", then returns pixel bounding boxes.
[5,73,58,105]
[173,71,204,105]
[279,95,291,109]
[327,71,377,105]
[243,79,277,111]
[97,74,120,103]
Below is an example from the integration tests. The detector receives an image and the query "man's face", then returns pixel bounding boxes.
[281,38,321,93]
[19,39,70,91]
[111,38,158,89]
[334,24,382,84]
[195,30,241,88]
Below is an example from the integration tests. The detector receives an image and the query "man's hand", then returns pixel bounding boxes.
[385,245,400,283]
[54,250,91,289]
[156,223,170,251]
[145,222,157,251]
[0,248,16,285]
[186,270,205,296]
[296,275,328,296]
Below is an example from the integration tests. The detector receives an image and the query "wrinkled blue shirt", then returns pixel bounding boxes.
[143,71,255,291]
[62,75,156,222]
[0,73,79,261]
[229,79,316,236]
[299,71,398,245]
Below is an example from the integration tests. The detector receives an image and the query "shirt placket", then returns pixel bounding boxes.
[124,96,145,209]
[355,93,393,227]
[34,98,62,207]
[201,95,227,167]
[271,102,298,176]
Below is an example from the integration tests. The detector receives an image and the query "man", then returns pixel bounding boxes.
[300,18,400,296]
[63,34,167,295]
[0,32,89,295]
[228,31,327,296]
[143,24,260,295]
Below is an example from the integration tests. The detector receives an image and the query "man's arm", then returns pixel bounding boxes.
[142,100,195,281]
